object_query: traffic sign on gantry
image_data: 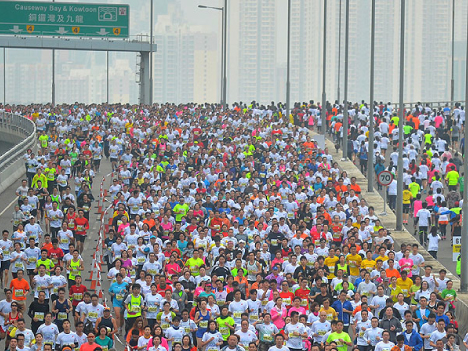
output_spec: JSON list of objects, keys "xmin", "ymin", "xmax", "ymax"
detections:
[{"xmin": 0, "ymin": 1, "xmax": 129, "ymax": 38}]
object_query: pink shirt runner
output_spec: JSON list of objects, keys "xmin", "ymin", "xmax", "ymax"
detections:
[{"xmin": 399, "ymin": 258, "xmax": 414, "ymax": 277}]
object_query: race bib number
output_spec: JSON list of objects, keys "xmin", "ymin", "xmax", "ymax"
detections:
[
  {"xmin": 199, "ymin": 320, "xmax": 208, "ymax": 328},
  {"xmin": 15, "ymin": 289, "xmax": 24, "ymax": 297},
  {"xmin": 137, "ymin": 257, "xmax": 146, "ymax": 264},
  {"xmin": 220, "ymin": 327, "xmax": 229, "ymax": 335},
  {"xmin": 88, "ymin": 311, "xmax": 98, "ymax": 319},
  {"xmin": 35, "ymin": 312, "xmax": 44, "ymax": 321},
  {"xmin": 58, "ymin": 312, "xmax": 67, "ymax": 320},
  {"xmin": 263, "ymin": 334, "xmax": 273, "ymax": 342},
  {"xmin": 74, "ymin": 293, "xmax": 83, "ymax": 301},
  {"xmin": 233, "ymin": 312, "xmax": 242, "ymax": 319},
  {"xmin": 28, "ymin": 257, "xmax": 37, "ymax": 263},
  {"xmin": 148, "ymin": 306, "xmax": 158, "ymax": 313}
]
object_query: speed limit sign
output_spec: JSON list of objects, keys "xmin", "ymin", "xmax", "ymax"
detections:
[{"xmin": 377, "ymin": 171, "xmax": 394, "ymax": 186}]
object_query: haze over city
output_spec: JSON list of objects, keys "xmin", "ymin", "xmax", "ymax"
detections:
[{"xmin": 2, "ymin": 0, "xmax": 468, "ymax": 105}]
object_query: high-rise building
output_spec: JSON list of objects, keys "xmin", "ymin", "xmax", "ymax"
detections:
[
  {"xmin": 152, "ymin": 3, "xmax": 218, "ymax": 104},
  {"xmin": 228, "ymin": 0, "xmax": 277, "ymax": 105},
  {"xmin": 405, "ymin": 0, "xmax": 451, "ymax": 103},
  {"xmin": 287, "ymin": 0, "xmax": 454, "ymax": 105}
]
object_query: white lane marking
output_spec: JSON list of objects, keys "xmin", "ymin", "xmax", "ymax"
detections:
[{"xmin": 0, "ymin": 197, "xmax": 17, "ymax": 217}]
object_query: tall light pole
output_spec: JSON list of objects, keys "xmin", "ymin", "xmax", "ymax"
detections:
[
  {"xmin": 106, "ymin": 52, "xmax": 109, "ymax": 103},
  {"xmin": 342, "ymin": 0, "xmax": 349, "ymax": 160},
  {"xmin": 321, "ymin": 0, "xmax": 327, "ymax": 134},
  {"xmin": 367, "ymin": 0, "xmax": 376, "ymax": 192},
  {"xmin": 52, "ymin": 0, "xmax": 55, "ymax": 106},
  {"xmin": 3, "ymin": 48, "xmax": 5, "ymax": 104},
  {"xmin": 286, "ymin": 0, "xmax": 291, "ymax": 120},
  {"xmin": 396, "ymin": 0, "xmax": 405, "ymax": 231},
  {"xmin": 149, "ymin": 0, "xmax": 153, "ymax": 105},
  {"xmin": 222, "ymin": 0, "xmax": 227, "ymax": 106},
  {"xmin": 199, "ymin": 4, "xmax": 225, "ymax": 105},
  {"xmin": 337, "ymin": 0, "xmax": 342, "ymax": 103},
  {"xmin": 451, "ymin": 0, "xmax": 455, "ymax": 105},
  {"xmin": 460, "ymin": 0, "xmax": 468, "ymax": 293}
]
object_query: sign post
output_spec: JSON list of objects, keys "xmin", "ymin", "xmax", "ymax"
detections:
[
  {"xmin": 453, "ymin": 236, "xmax": 461, "ymax": 261},
  {"xmin": 377, "ymin": 171, "xmax": 393, "ymax": 216},
  {"xmin": 0, "ymin": 1, "xmax": 129, "ymax": 38}
]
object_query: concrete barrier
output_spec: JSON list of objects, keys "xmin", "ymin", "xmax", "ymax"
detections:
[
  {"xmin": 310, "ymin": 130, "xmax": 468, "ymax": 335},
  {"xmin": 0, "ymin": 112, "xmax": 37, "ymax": 193}
]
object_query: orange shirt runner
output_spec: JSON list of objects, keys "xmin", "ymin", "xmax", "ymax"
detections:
[{"xmin": 10, "ymin": 278, "xmax": 30, "ymax": 301}]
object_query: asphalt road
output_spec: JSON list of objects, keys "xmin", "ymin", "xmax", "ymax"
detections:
[
  {"xmin": 328, "ymin": 132, "xmax": 459, "ymax": 276},
  {"xmin": 0, "ymin": 155, "xmax": 124, "ymax": 349},
  {"xmin": 0, "ymin": 141, "xmax": 15, "ymax": 154}
]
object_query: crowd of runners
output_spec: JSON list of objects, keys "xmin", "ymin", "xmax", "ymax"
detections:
[{"xmin": 0, "ymin": 100, "xmax": 465, "ymax": 351}]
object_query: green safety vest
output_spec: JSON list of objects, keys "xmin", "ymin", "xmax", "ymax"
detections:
[
  {"xmin": 69, "ymin": 259, "xmax": 81, "ymax": 280},
  {"xmin": 37, "ymin": 259, "xmax": 53, "ymax": 275},
  {"xmin": 129, "ymin": 295, "xmax": 142, "ymax": 317},
  {"xmin": 45, "ymin": 168, "xmax": 56, "ymax": 181},
  {"xmin": 51, "ymin": 194, "xmax": 60, "ymax": 204},
  {"xmin": 336, "ymin": 263, "xmax": 348, "ymax": 274}
]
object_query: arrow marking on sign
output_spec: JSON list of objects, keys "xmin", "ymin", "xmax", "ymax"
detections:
[
  {"xmin": 56, "ymin": 27, "xmax": 68, "ymax": 35},
  {"xmin": 96, "ymin": 28, "xmax": 109, "ymax": 35},
  {"xmin": 9, "ymin": 25, "xmax": 22, "ymax": 33}
]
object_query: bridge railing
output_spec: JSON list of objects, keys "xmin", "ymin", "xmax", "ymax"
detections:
[{"xmin": 0, "ymin": 111, "xmax": 37, "ymax": 192}]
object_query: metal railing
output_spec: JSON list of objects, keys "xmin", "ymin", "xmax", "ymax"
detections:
[
  {"xmin": 402, "ymin": 101, "xmax": 464, "ymax": 109},
  {"xmin": 0, "ymin": 111, "xmax": 36, "ymax": 174}
]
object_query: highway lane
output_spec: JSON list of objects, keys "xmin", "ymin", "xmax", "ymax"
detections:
[
  {"xmin": 0, "ymin": 141, "xmax": 15, "ymax": 154},
  {"xmin": 0, "ymin": 155, "xmax": 125, "ymax": 349},
  {"xmin": 329, "ymin": 131, "xmax": 459, "ymax": 276}
]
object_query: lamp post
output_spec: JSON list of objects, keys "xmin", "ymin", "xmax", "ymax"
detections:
[
  {"xmin": 150, "ymin": 0, "xmax": 153, "ymax": 105},
  {"xmin": 337, "ymin": 0, "xmax": 342, "ymax": 103},
  {"xmin": 52, "ymin": 0, "xmax": 55, "ymax": 106},
  {"xmin": 321, "ymin": 0, "xmax": 327, "ymax": 134},
  {"xmin": 396, "ymin": 0, "xmax": 405, "ymax": 231},
  {"xmin": 460, "ymin": 0, "xmax": 468, "ymax": 293},
  {"xmin": 199, "ymin": 4, "xmax": 226, "ymax": 106},
  {"xmin": 451, "ymin": 0, "xmax": 455, "ymax": 105},
  {"xmin": 286, "ymin": 0, "xmax": 291, "ymax": 120},
  {"xmin": 367, "ymin": 0, "xmax": 376, "ymax": 192},
  {"xmin": 342, "ymin": 0, "xmax": 349, "ymax": 160}
]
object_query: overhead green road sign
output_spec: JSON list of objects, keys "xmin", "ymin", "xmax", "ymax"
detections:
[{"xmin": 0, "ymin": 1, "xmax": 130, "ymax": 38}]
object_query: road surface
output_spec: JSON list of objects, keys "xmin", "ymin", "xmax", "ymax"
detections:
[{"xmin": 0, "ymin": 154, "xmax": 125, "ymax": 349}]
